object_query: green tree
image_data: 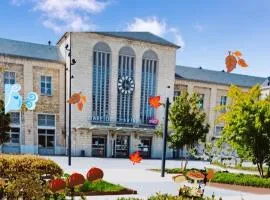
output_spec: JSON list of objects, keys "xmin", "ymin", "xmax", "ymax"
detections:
[
  {"xmin": 217, "ymin": 85, "xmax": 270, "ymax": 177},
  {"xmin": 0, "ymin": 99, "xmax": 10, "ymax": 147},
  {"xmin": 169, "ymin": 91, "xmax": 210, "ymax": 170}
]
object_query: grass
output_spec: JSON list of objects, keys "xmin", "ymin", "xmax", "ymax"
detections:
[
  {"xmin": 80, "ymin": 180, "xmax": 125, "ymax": 192},
  {"xmin": 211, "ymin": 161, "xmax": 268, "ymax": 173},
  {"xmin": 151, "ymin": 168, "xmax": 270, "ymax": 188},
  {"xmin": 212, "ymin": 172, "xmax": 270, "ymax": 188}
]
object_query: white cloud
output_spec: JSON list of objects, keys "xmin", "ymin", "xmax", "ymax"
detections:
[
  {"xmin": 193, "ymin": 24, "xmax": 203, "ymax": 32},
  {"xmin": 126, "ymin": 17, "xmax": 185, "ymax": 49},
  {"xmin": 10, "ymin": 0, "xmax": 110, "ymax": 33}
]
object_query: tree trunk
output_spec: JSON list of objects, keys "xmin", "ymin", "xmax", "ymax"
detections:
[
  {"xmin": 257, "ymin": 162, "xmax": 264, "ymax": 178},
  {"xmin": 184, "ymin": 156, "xmax": 188, "ymax": 171}
]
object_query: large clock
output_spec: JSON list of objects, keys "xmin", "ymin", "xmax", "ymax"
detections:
[{"xmin": 118, "ymin": 76, "xmax": 135, "ymax": 94}]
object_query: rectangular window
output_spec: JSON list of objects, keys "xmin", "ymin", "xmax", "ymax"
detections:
[
  {"xmin": 10, "ymin": 112, "xmax": 20, "ymax": 125},
  {"xmin": 41, "ymin": 76, "xmax": 52, "ymax": 96},
  {"xmin": 38, "ymin": 129, "xmax": 55, "ymax": 148},
  {"xmin": 220, "ymin": 96, "xmax": 227, "ymax": 106},
  {"xmin": 6, "ymin": 112, "xmax": 20, "ymax": 144},
  {"xmin": 38, "ymin": 114, "xmax": 55, "ymax": 127},
  {"xmin": 220, "ymin": 96, "xmax": 227, "ymax": 112},
  {"xmin": 9, "ymin": 128, "xmax": 20, "ymax": 144},
  {"xmin": 4, "ymin": 71, "xmax": 16, "ymax": 85},
  {"xmin": 215, "ymin": 126, "xmax": 224, "ymax": 137},
  {"xmin": 197, "ymin": 94, "xmax": 204, "ymax": 109},
  {"xmin": 173, "ymin": 91, "xmax": 181, "ymax": 101}
]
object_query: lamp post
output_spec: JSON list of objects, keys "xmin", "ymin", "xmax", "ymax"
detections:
[
  {"xmin": 161, "ymin": 86, "xmax": 170, "ymax": 177},
  {"xmin": 65, "ymin": 32, "xmax": 76, "ymax": 166}
]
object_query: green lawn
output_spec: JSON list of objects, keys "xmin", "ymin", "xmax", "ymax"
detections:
[{"xmin": 79, "ymin": 180, "xmax": 125, "ymax": 192}]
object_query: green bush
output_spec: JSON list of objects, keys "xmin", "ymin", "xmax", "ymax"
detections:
[
  {"xmin": 212, "ymin": 172, "xmax": 270, "ymax": 188},
  {"xmin": 0, "ymin": 154, "xmax": 63, "ymax": 199},
  {"xmin": 0, "ymin": 154, "xmax": 63, "ymax": 178}
]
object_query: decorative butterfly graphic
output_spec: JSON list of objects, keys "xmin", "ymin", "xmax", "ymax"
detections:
[
  {"xmin": 67, "ymin": 92, "xmax": 87, "ymax": 111},
  {"xmin": 149, "ymin": 96, "xmax": 162, "ymax": 108},
  {"xmin": 225, "ymin": 51, "xmax": 248, "ymax": 73},
  {"xmin": 129, "ymin": 151, "xmax": 143, "ymax": 165},
  {"xmin": 5, "ymin": 84, "xmax": 38, "ymax": 113}
]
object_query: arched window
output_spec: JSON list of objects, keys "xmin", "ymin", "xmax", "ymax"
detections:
[
  {"xmin": 140, "ymin": 50, "xmax": 158, "ymax": 124},
  {"xmin": 92, "ymin": 42, "xmax": 111, "ymax": 122},
  {"xmin": 117, "ymin": 46, "xmax": 135, "ymax": 124}
]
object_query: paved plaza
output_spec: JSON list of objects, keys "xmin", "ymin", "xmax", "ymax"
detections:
[{"xmin": 44, "ymin": 156, "xmax": 270, "ymax": 200}]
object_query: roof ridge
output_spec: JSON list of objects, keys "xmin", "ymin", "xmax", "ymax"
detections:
[
  {"xmin": 0, "ymin": 37, "xmax": 56, "ymax": 48},
  {"xmin": 176, "ymin": 65, "xmax": 265, "ymax": 79}
]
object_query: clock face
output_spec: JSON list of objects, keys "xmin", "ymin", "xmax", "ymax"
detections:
[{"xmin": 118, "ymin": 76, "xmax": 135, "ymax": 94}]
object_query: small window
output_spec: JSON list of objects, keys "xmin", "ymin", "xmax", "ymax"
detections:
[
  {"xmin": 38, "ymin": 114, "xmax": 55, "ymax": 127},
  {"xmin": 197, "ymin": 94, "xmax": 204, "ymax": 109},
  {"xmin": 220, "ymin": 96, "xmax": 227, "ymax": 106},
  {"xmin": 4, "ymin": 71, "xmax": 16, "ymax": 85},
  {"xmin": 10, "ymin": 112, "xmax": 20, "ymax": 125},
  {"xmin": 9, "ymin": 127, "xmax": 20, "ymax": 144},
  {"xmin": 41, "ymin": 76, "xmax": 52, "ymax": 96},
  {"xmin": 215, "ymin": 126, "xmax": 224, "ymax": 137},
  {"xmin": 173, "ymin": 91, "xmax": 181, "ymax": 101}
]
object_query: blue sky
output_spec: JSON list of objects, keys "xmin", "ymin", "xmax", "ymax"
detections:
[{"xmin": 0, "ymin": 0, "xmax": 270, "ymax": 77}]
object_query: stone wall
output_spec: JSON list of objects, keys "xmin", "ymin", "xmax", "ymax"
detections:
[{"xmin": 0, "ymin": 55, "xmax": 65, "ymax": 155}]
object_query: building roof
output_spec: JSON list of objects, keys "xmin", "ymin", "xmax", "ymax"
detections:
[
  {"xmin": 0, "ymin": 37, "xmax": 64, "ymax": 63},
  {"xmin": 57, "ymin": 32, "xmax": 180, "ymax": 49},
  {"xmin": 175, "ymin": 65, "xmax": 265, "ymax": 88}
]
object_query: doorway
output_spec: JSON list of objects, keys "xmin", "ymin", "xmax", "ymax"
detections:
[
  {"xmin": 92, "ymin": 135, "xmax": 107, "ymax": 157},
  {"xmin": 115, "ymin": 135, "xmax": 130, "ymax": 158},
  {"xmin": 138, "ymin": 137, "xmax": 152, "ymax": 158}
]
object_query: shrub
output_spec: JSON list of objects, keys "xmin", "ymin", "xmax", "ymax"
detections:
[
  {"xmin": 0, "ymin": 154, "xmax": 63, "ymax": 178},
  {"xmin": 0, "ymin": 154, "xmax": 63, "ymax": 199},
  {"xmin": 212, "ymin": 172, "xmax": 270, "ymax": 188}
]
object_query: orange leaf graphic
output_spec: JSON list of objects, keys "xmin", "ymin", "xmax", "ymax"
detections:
[
  {"xmin": 233, "ymin": 51, "xmax": 242, "ymax": 57},
  {"xmin": 238, "ymin": 58, "xmax": 248, "ymax": 67},
  {"xmin": 77, "ymin": 101, "xmax": 84, "ymax": 111},
  {"xmin": 129, "ymin": 151, "xmax": 142, "ymax": 165},
  {"xmin": 149, "ymin": 96, "xmax": 161, "ymax": 108},
  {"xmin": 81, "ymin": 95, "xmax": 87, "ymax": 103},
  {"xmin": 206, "ymin": 169, "xmax": 215, "ymax": 181},
  {"xmin": 67, "ymin": 93, "xmax": 81, "ymax": 104},
  {"xmin": 225, "ymin": 53, "xmax": 237, "ymax": 73}
]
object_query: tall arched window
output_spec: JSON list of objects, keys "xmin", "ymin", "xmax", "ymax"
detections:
[
  {"xmin": 117, "ymin": 46, "xmax": 135, "ymax": 124},
  {"xmin": 140, "ymin": 50, "xmax": 158, "ymax": 124},
  {"xmin": 92, "ymin": 42, "xmax": 111, "ymax": 122}
]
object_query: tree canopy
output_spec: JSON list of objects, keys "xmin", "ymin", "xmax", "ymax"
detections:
[
  {"xmin": 169, "ymin": 91, "xmax": 209, "ymax": 150},
  {"xmin": 217, "ymin": 85, "xmax": 270, "ymax": 177}
]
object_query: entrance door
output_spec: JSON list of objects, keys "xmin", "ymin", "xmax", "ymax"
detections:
[
  {"xmin": 138, "ymin": 137, "xmax": 152, "ymax": 158},
  {"xmin": 38, "ymin": 129, "xmax": 55, "ymax": 155},
  {"xmin": 115, "ymin": 135, "xmax": 130, "ymax": 158},
  {"xmin": 92, "ymin": 136, "xmax": 106, "ymax": 157}
]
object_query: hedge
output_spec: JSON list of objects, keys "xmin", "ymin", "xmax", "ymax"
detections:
[
  {"xmin": 212, "ymin": 172, "xmax": 270, "ymax": 188},
  {"xmin": 117, "ymin": 193, "xmax": 215, "ymax": 200},
  {"xmin": 0, "ymin": 154, "xmax": 63, "ymax": 178}
]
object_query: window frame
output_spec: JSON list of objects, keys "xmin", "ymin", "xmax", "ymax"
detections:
[
  {"xmin": 6, "ymin": 112, "xmax": 21, "ymax": 145},
  {"xmin": 40, "ymin": 75, "xmax": 52, "ymax": 96},
  {"xmin": 37, "ymin": 113, "xmax": 56, "ymax": 149},
  {"xmin": 4, "ymin": 71, "xmax": 16, "ymax": 85}
]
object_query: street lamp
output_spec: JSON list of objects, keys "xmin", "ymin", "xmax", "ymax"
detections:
[
  {"xmin": 161, "ymin": 86, "xmax": 171, "ymax": 177},
  {"xmin": 65, "ymin": 33, "xmax": 76, "ymax": 166}
]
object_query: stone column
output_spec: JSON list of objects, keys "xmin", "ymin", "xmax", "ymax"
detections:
[
  {"xmin": 109, "ymin": 51, "xmax": 118, "ymax": 122},
  {"xmin": 21, "ymin": 61, "xmax": 36, "ymax": 154}
]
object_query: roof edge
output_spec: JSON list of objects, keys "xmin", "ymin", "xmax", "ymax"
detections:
[
  {"xmin": 57, "ymin": 32, "xmax": 180, "ymax": 49},
  {"xmin": 0, "ymin": 53, "xmax": 65, "ymax": 64}
]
